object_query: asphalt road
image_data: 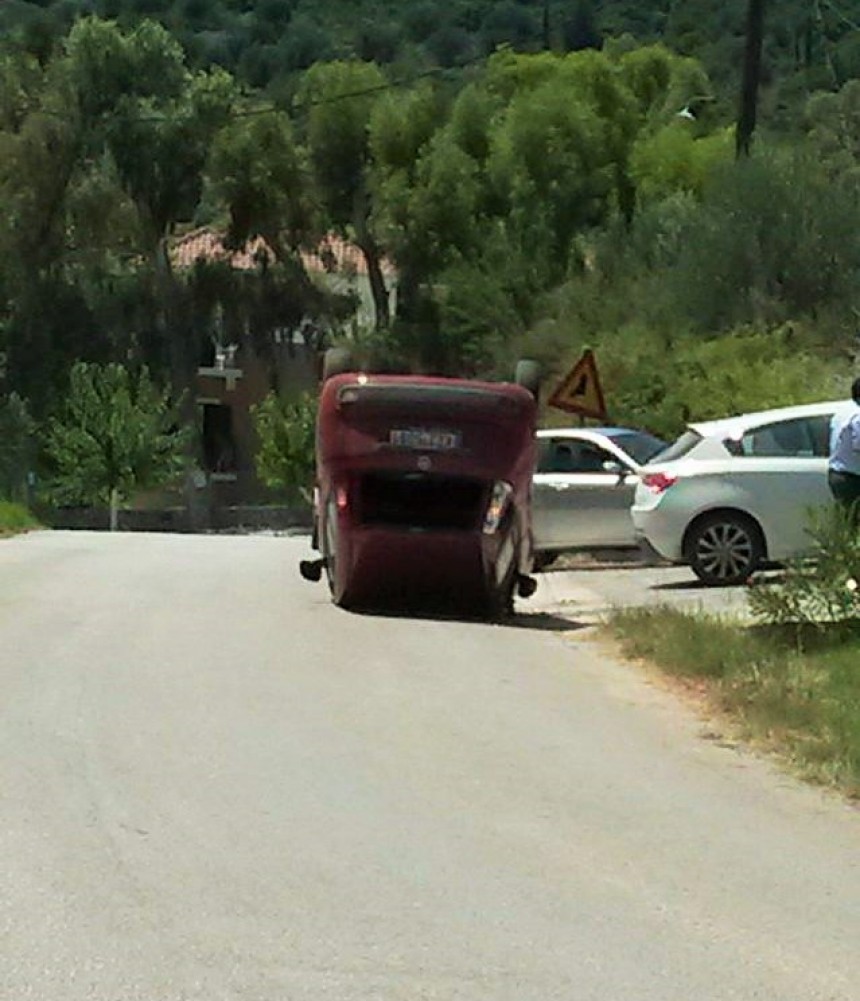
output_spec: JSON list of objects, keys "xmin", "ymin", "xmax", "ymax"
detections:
[
  {"xmin": 2, "ymin": 530, "xmax": 859, "ymax": 1001},
  {"xmin": 532, "ymin": 559, "xmax": 753, "ymax": 623}
]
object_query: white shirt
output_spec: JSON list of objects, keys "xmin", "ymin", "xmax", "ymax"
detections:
[{"xmin": 829, "ymin": 404, "xmax": 860, "ymax": 474}]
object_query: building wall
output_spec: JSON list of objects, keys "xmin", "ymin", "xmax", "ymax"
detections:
[{"xmin": 196, "ymin": 340, "xmax": 319, "ymax": 506}]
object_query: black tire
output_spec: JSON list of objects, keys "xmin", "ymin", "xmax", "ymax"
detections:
[
  {"xmin": 514, "ymin": 359, "xmax": 541, "ymax": 399},
  {"xmin": 322, "ymin": 347, "xmax": 355, "ymax": 381},
  {"xmin": 321, "ymin": 495, "xmax": 356, "ymax": 609},
  {"xmin": 532, "ymin": 551, "xmax": 558, "ymax": 573},
  {"xmin": 485, "ymin": 530, "xmax": 519, "ymax": 620},
  {"xmin": 686, "ymin": 512, "xmax": 764, "ymax": 587},
  {"xmin": 486, "ymin": 572, "xmax": 516, "ymax": 620},
  {"xmin": 321, "ymin": 496, "xmax": 338, "ymax": 598}
]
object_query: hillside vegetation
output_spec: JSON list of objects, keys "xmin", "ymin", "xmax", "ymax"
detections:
[
  {"xmin": 2, "ymin": 1, "xmax": 858, "ymax": 123},
  {"xmin": 0, "ymin": 3, "xmax": 859, "ymax": 502}
]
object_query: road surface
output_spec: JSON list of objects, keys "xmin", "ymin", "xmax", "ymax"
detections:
[{"xmin": 2, "ymin": 530, "xmax": 859, "ymax": 1000}]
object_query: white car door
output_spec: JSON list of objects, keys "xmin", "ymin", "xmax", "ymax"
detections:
[
  {"xmin": 532, "ymin": 436, "xmax": 639, "ymax": 550},
  {"xmin": 731, "ymin": 414, "xmax": 833, "ymax": 559}
]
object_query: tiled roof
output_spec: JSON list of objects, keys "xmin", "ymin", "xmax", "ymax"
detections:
[{"xmin": 171, "ymin": 228, "xmax": 396, "ymax": 278}]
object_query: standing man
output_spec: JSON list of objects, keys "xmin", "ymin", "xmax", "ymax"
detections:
[{"xmin": 828, "ymin": 377, "xmax": 860, "ymax": 514}]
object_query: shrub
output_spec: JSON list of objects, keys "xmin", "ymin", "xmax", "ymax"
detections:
[
  {"xmin": 747, "ymin": 505, "xmax": 860, "ymax": 638},
  {"xmin": 0, "ymin": 500, "xmax": 38, "ymax": 534},
  {"xmin": 252, "ymin": 391, "xmax": 317, "ymax": 503}
]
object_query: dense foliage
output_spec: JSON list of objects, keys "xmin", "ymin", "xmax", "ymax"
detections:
[
  {"xmin": 0, "ymin": 4, "xmax": 859, "ymax": 499},
  {"xmin": 3, "ymin": 1, "xmax": 858, "ymax": 118}
]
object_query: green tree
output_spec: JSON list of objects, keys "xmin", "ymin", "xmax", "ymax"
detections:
[
  {"xmin": 207, "ymin": 109, "xmax": 317, "ymax": 260},
  {"xmin": 484, "ymin": 50, "xmax": 640, "ymax": 271},
  {"xmin": 204, "ymin": 109, "xmax": 354, "ymax": 359},
  {"xmin": 562, "ymin": 0, "xmax": 603, "ymax": 53},
  {"xmin": 616, "ymin": 43, "xmax": 712, "ymax": 127},
  {"xmin": 630, "ymin": 122, "xmax": 733, "ymax": 204},
  {"xmin": 0, "ymin": 393, "xmax": 37, "ymax": 502},
  {"xmin": 670, "ymin": 151, "xmax": 860, "ymax": 330},
  {"xmin": 65, "ymin": 17, "xmax": 236, "ymax": 396},
  {"xmin": 299, "ymin": 60, "xmax": 391, "ymax": 331},
  {"xmin": 0, "ymin": 50, "xmax": 87, "ymax": 414},
  {"xmin": 45, "ymin": 362, "xmax": 189, "ymax": 529}
]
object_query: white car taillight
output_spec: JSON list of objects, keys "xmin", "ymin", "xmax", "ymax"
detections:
[
  {"xmin": 483, "ymin": 481, "xmax": 513, "ymax": 534},
  {"xmin": 641, "ymin": 471, "xmax": 678, "ymax": 494}
]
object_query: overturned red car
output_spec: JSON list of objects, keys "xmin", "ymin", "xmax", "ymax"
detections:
[{"xmin": 300, "ymin": 350, "xmax": 541, "ymax": 616}]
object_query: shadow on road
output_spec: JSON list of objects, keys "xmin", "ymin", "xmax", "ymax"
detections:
[
  {"xmin": 650, "ymin": 579, "xmax": 727, "ymax": 593},
  {"xmin": 343, "ymin": 600, "xmax": 582, "ymax": 633},
  {"xmin": 507, "ymin": 611, "xmax": 589, "ymax": 633},
  {"xmin": 651, "ymin": 569, "xmax": 784, "ymax": 594}
]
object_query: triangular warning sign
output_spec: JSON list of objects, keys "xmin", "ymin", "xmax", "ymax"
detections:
[{"xmin": 548, "ymin": 349, "xmax": 607, "ymax": 420}]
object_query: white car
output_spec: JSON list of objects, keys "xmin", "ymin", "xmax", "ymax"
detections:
[
  {"xmin": 631, "ymin": 399, "xmax": 853, "ymax": 586},
  {"xmin": 532, "ymin": 426, "xmax": 667, "ymax": 563}
]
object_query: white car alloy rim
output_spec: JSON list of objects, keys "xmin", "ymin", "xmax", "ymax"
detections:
[{"xmin": 695, "ymin": 522, "xmax": 754, "ymax": 580}]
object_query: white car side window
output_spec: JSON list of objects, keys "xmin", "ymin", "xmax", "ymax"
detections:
[
  {"xmin": 740, "ymin": 417, "xmax": 822, "ymax": 458},
  {"xmin": 538, "ymin": 440, "xmax": 616, "ymax": 474}
]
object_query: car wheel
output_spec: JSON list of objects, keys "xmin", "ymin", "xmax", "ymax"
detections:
[
  {"xmin": 322, "ymin": 495, "xmax": 354, "ymax": 608},
  {"xmin": 532, "ymin": 551, "xmax": 558, "ymax": 573},
  {"xmin": 321, "ymin": 497, "xmax": 337, "ymax": 596},
  {"xmin": 485, "ymin": 528, "xmax": 519, "ymax": 620},
  {"xmin": 514, "ymin": 359, "xmax": 541, "ymax": 399},
  {"xmin": 687, "ymin": 513, "xmax": 763, "ymax": 586},
  {"xmin": 322, "ymin": 347, "xmax": 355, "ymax": 381},
  {"xmin": 486, "ymin": 568, "xmax": 516, "ymax": 620}
]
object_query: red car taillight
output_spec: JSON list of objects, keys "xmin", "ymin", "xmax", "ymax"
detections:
[{"xmin": 642, "ymin": 471, "xmax": 678, "ymax": 494}]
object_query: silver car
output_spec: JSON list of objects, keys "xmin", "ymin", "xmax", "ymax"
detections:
[{"xmin": 532, "ymin": 426, "xmax": 667, "ymax": 565}]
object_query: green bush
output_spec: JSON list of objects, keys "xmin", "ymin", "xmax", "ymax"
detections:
[
  {"xmin": 0, "ymin": 500, "xmax": 38, "ymax": 534},
  {"xmin": 252, "ymin": 391, "xmax": 317, "ymax": 503},
  {"xmin": 747, "ymin": 505, "xmax": 860, "ymax": 637}
]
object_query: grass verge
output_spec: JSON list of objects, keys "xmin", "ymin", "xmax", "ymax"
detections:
[
  {"xmin": 0, "ymin": 500, "xmax": 40, "ymax": 536},
  {"xmin": 608, "ymin": 606, "xmax": 860, "ymax": 799}
]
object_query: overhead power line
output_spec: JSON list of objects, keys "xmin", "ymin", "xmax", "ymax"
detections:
[{"xmin": 27, "ymin": 54, "xmax": 486, "ymax": 126}]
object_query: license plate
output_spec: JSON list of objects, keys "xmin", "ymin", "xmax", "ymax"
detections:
[{"xmin": 389, "ymin": 428, "xmax": 461, "ymax": 451}]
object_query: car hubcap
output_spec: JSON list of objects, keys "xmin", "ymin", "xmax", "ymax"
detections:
[{"xmin": 695, "ymin": 523, "xmax": 753, "ymax": 580}]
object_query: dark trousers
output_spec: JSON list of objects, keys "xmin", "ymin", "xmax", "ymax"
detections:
[{"xmin": 828, "ymin": 469, "xmax": 860, "ymax": 512}]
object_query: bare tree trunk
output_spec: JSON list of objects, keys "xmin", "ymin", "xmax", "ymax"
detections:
[
  {"xmin": 736, "ymin": 0, "xmax": 766, "ymax": 158},
  {"xmin": 353, "ymin": 184, "xmax": 390, "ymax": 331},
  {"xmin": 357, "ymin": 234, "xmax": 391, "ymax": 332},
  {"xmin": 153, "ymin": 236, "xmax": 189, "ymax": 404}
]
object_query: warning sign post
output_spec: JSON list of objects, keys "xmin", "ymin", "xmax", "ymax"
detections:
[{"xmin": 547, "ymin": 349, "xmax": 607, "ymax": 420}]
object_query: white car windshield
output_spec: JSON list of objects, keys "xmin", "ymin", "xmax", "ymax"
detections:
[{"xmin": 606, "ymin": 430, "xmax": 667, "ymax": 465}]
